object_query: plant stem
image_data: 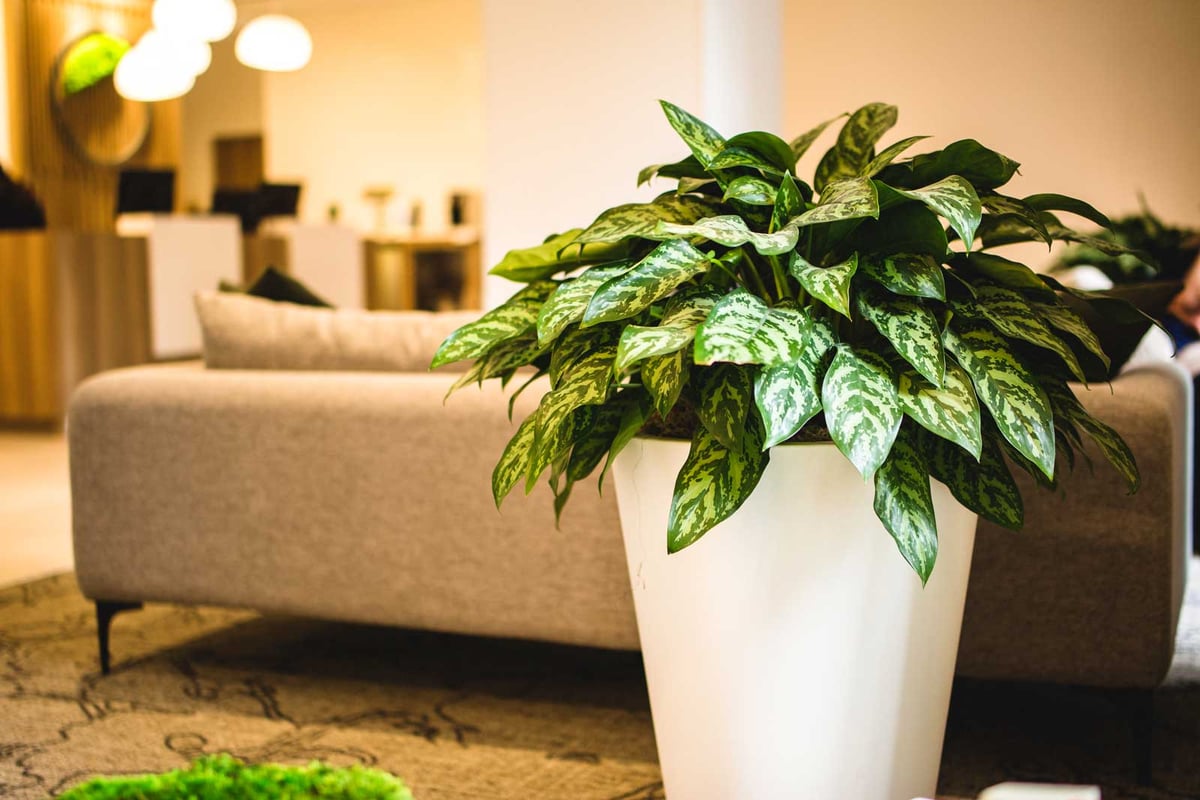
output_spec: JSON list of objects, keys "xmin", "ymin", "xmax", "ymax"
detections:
[
  {"xmin": 744, "ymin": 256, "xmax": 773, "ymax": 300},
  {"xmin": 767, "ymin": 254, "xmax": 790, "ymax": 300}
]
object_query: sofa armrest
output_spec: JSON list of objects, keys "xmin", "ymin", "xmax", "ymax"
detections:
[
  {"xmin": 68, "ymin": 364, "xmax": 638, "ymax": 650},
  {"xmin": 958, "ymin": 361, "xmax": 1192, "ymax": 688}
]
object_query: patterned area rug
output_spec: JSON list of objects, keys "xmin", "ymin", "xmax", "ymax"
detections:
[{"xmin": 1, "ymin": 570, "xmax": 1197, "ymax": 800}]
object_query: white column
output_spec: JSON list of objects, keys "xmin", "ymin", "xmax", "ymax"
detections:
[{"xmin": 481, "ymin": 0, "xmax": 783, "ymax": 308}]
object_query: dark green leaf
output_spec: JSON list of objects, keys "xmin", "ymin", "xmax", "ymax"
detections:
[
  {"xmin": 921, "ymin": 430, "xmax": 1023, "ymax": 529},
  {"xmin": 873, "ymin": 427, "xmax": 938, "ymax": 584},
  {"xmin": 955, "ymin": 252, "xmax": 1058, "ymax": 301},
  {"xmin": 724, "ymin": 175, "xmax": 778, "ymax": 206},
  {"xmin": 771, "ymin": 174, "xmax": 803, "ymax": 233},
  {"xmin": 900, "ymin": 139, "xmax": 1020, "ymax": 191},
  {"xmin": 852, "ymin": 202, "xmax": 949, "ymax": 258},
  {"xmin": 1042, "ymin": 381, "xmax": 1140, "ymax": 492},
  {"xmin": 861, "ymin": 253, "xmax": 946, "ymax": 300},
  {"xmin": 567, "ymin": 404, "xmax": 624, "ymax": 482},
  {"xmin": 1024, "ymin": 193, "xmax": 1112, "ymax": 229},
  {"xmin": 638, "ymin": 155, "xmax": 708, "ymax": 186},
  {"xmin": 862, "ymin": 135, "xmax": 929, "ymax": 178},
  {"xmin": 1030, "ymin": 300, "xmax": 1111, "ymax": 372},
  {"xmin": 965, "ymin": 286, "xmax": 1087, "ymax": 382},
  {"xmin": 795, "ymin": 176, "xmax": 880, "ymax": 227},
  {"xmin": 599, "ymin": 392, "xmax": 652, "ymax": 491},
  {"xmin": 698, "ymin": 364, "xmax": 754, "ymax": 450},
  {"xmin": 710, "ymin": 145, "xmax": 783, "ymax": 174},
  {"xmin": 583, "ymin": 240, "xmax": 710, "ymax": 326},
  {"xmin": 822, "ymin": 346, "xmax": 902, "ymax": 477},
  {"xmin": 724, "ymin": 131, "xmax": 796, "ymax": 173}
]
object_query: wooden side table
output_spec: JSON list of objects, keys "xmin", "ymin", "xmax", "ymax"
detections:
[{"xmin": 363, "ymin": 231, "xmax": 481, "ymax": 311}]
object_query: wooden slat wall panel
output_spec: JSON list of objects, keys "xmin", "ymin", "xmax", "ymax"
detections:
[
  {"xmin": 0, "ymin": 233, "xmax": 57, "ymax": 417},
  {"xmin": 13, "ymin": 0, "xmax": 181, "ymax": 231}
]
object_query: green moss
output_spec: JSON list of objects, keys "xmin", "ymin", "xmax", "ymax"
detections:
[
  {"xmin": 60, "ymin": 32, "xmax": 131, "ymax": 96},
  {"xmin": 57, "ymin": 754, "xmax": 415, "ymax": 800}
]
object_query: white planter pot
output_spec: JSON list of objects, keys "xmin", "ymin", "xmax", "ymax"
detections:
[{"xmin": 613, "ymin": 436, "xmax": 978, "ymax": 800}]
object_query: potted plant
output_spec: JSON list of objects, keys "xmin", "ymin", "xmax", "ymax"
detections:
[{"xmin": 433, "ymin": 101, "xmax": 1142, "ymax": 800}]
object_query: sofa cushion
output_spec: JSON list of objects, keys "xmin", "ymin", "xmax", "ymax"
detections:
[
  {"xmin": 231, "ymin": 266, "xmax": 333, "ymax": 307},
  {"xmin": 195, "ymin": 291, "xmax": 477, "ymax": 372}
]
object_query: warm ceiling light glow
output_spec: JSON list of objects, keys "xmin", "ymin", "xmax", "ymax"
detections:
[
  {"xmin": 113, "ymin": 34, "xmax": 196, "ymax": 102},
  {"xmin": 140, "ymin": 29, "xmax": 212, "ymax": 77},
  {"xmin": 152, "ymin": 0, "xmax": 237, "ymax": 43},
  {"xmin": 235, "ymin": 15, "xmax": 312, "ymax": 73}
]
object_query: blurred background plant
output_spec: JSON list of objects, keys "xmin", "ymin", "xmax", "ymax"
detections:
[{"xmin": 1050, "ymin": 196, "xmax": 1199, "ymax": 284}]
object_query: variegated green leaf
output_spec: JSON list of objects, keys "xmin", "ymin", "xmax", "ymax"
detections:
[
  {"xmin": 724, "ymin": 175, "xmax": 778, "ymax": 206},
  {"xmin": 725, "ymin": 131, "xmax": 796, "ymax": 173},
  {"xmin": 794, "ymin": 177, "xmax": 879, "ymax": 227},
  {"xmin": 921, "ymin": 430, "xmax": 1023, "ymax": 529},
  {"xmin": 479, "ymin": 334, "xmax": 549, "ymax": 382},
  {"xmin": 617, "ymin": 326, "xmax": 695, "ymax": 371},
  {"xmin": 862, "ymin": 135, "xmax": 929, "ymax": 178},
  {"xmin": 668, "ymin": 419, "xmax": 769, "ymax": 553},
  {"xmin": 677, "ymin": 177, "xmax": 717, "ymax": 194},
  {"xmin": 965, "ymin": 286, "xmax": 1087, "ymax": 382},
  {"xmin": 642, "ymin": 350, "xmax": 687, "ymax": 418},
  {"xmin": 772, "ymin": 174, "xmax": 803, "ymax": 233},
  {"xmin": 489, "ymin": 231, "xmax": 630, "ymax": 282},
  {"xmin": 567, "ymin": 404, "xmax": 624, "ymax": 482},
  {"xmin": 894, "ymin": 176, "xmax": 982, "ymax": 251},
  {"xmin": 660, "ymin": 100, "xmax": 726, "ymax": 167},
  {"xmin": 710, "ymin": 146, "xmax": 784, "ymax": 174},
  {"xmin": 753, "ymin": 319, "xmax": 834, "ymax": 449},
  {"xmin": 901, "ymin": 139, "xmax": 1021, "ymax": 191},
  {"xmin": 943, "ymin": 323, "xmax": 1056, "ymax": 479},
  {"xmin": 1042, "ymin": 381, "xmax": 1140, "ymax": 492},
  {"xmin": 1030, "ymin": 300, "xmax": 1111, "ymax": 372},
  {"xmin": 576, "ymin": 194, "xmax": 722, "ymax": 244},
  {"xmin": 873, "ymin": 427, "xmax": 938, "ymax": 584},
  {"xmin": 789, "ymin": 113, "xmax": 845, "ymax": 161},
  {"xmin": 655, "ymin": 215, "xmax": 799, "ymax": 256},
  {"xmin": 822, "ymin": 347, "xmax": 902, "ymax": 477},
  {"xmin": 694, "ymin": 289, "xmax": 811, "ymax": 366},
  {"xmin": 896, "ymin": 361, "xmax": 982, "ymax": 459},
  {"xmin": 857, "ymin": 284, "xmax": 945, "ymax": 386},
  {"xmin": 698, "ymin": 364, "xmax": 754, "ymax": 450},
  {"xmin": 582, "ymin": 240, "xmax": 709, "ymax": 326},
  {"xmin": 638, "ymin": 155, "xmax": 709, "ymax": 186},
  {"xmin": 550, "ymin": 325, "xmax": 619, "ymax": 387},
  {"xmin": 815, "ymin": 102, "xmax": 898, "ymax": 192},
  {"xmin": 536, "ymin": 265, "xmax": 632, "ymax": 344},
  {"xmin": 956, "ymin": 253, "xmax": 1057, "ymax": 301},
  {"xmin": 979, "ymin": 194, "xmax": 1053, "ymax": 246},
  {"xmin": 432, "ymin": 282, "xmax": 554, "ymax": 368},
  {"xmin": 599, "ymin": 392, "xmax": 652, "ymax": 491},
  {"xmin": 492, "ymin": 411, "xmax": 539, "ymax": 506},
  {"xmin": 790, "ymin": 251, "xmax": 857, "ymax": 318},
  {"xmin": 861, "ymin": 253, "xmax": 946, "ymax": 301},
  {"xmin": 528, "ymin": 399, "xmax": 596, "ymax": 492}
]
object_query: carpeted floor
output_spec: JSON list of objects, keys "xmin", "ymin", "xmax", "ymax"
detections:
[{"xmin": 1, "ymin": 571, "xmax": 1197, "ymax": 800}]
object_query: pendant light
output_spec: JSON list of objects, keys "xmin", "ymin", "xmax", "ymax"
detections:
[
  {"xmin": 141, "ymin": 29, "xmax": 213, "ymax": 77},
  {"xmin": 152, "ymin": 0, "xmax": 237, "ymax": 43},
  {"xmin": 235, "ymin": 14, "xmax": 313, "ymax": 73},
  {"xmin": 113, "ymin": 35, "xmax": 195, "ymax": 102}
]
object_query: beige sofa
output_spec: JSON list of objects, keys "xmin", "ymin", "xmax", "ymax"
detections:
[{"xmin": 68, "ymin": 320, "xmax": 1192, "ymax": 694}]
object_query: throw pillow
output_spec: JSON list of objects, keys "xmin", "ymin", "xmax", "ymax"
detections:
[
  {"xmin": 224, "ymin": 266, "xmax": 333, "ymax": 307},
  {"xmin": 195, "ymin": 291, "xmax": 477, "ymax": 373}
]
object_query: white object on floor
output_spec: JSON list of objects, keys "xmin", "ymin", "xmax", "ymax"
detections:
[
  {"xmin": 1121, "ymin": 325, "xmax": 1176, "ymax": 374},
  {"xmin": 978, "ymin": 783, "xmax": 1102, "ymax": 800},
  {"xmin": 1054, "ymin": 265, "xmax": 1114, "ymax": 291},
  {"xmin": 613, "ymin": 438, "xmax": 978, "ymax": 800}
]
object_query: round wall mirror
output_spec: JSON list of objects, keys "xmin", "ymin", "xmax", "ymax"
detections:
[{"xmin": 50, "ymin": 31, "xmax": 151, "ymax": 167}]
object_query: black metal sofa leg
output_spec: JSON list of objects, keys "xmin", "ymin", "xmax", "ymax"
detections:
[{"xmin": 95, "ymin": 600, "xmax": 143, "ymax": 675}]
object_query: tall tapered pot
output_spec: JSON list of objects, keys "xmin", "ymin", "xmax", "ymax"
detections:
[{"xmin": 612, "ymin": 436, "xmax": 978, "ymax": 800}]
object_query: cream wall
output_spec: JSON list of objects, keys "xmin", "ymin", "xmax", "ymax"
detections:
[
  {"xmin": 262, "ymin": 0, "xmax": 484, "ymax": 230},
  {"xmin": 782, "ymin": 0, "xmax": 1200, "ymax": 262},
  {"xmin": 179, "ymin": 36, "xmax": 263, "ymax": 212}
]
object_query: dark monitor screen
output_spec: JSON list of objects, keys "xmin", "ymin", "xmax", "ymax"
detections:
[
  {"xmin": 211, "ymin": 189, "xmax": 261, "ymax": 233},
  {"xmin": 258, "ymin": 183, "xmax": 301, "ymax": 218},
  {"xmin": 116, "ymin": 169, "xmax": 175, "ymax": 215}
]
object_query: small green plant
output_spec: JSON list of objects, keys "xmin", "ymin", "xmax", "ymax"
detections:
[
  {"xmin": 57, "ymin": 754, "xmax": 415, "ymax": 800},
  {"xmin": 434, "ymin": 101, "xmax": 1143, "ymax": 582},
  {"xmin": 1050, "ymin": 196, "xmax": 1199, "ymax": 284},
  {"xmin": 60, "ymin": 32, "xmax": 131, "ymax": 96}
]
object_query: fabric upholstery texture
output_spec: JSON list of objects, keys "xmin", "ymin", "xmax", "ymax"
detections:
[
  {"xmin": 68, "ymin": 352, "xmax": 1191, "ymax": 687},
  {"xmin": 194, "ymin": 291, "xmax": 475, "ymax": 373}
]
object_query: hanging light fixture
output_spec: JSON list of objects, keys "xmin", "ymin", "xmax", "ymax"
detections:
[
  {"xmin": 140, "ymin": 29, "xmax": 213, "ymax": 77},
  {"xmin": 152, "ymin": 0, "xmax": 237, "ymax": 43},
  {"xmin": 113, "ymin": 32, "xmax": 196, "ymax": 102},
  {"xmin": 235, "ymin": 14, "xmax": 312, "ymax": 72}
]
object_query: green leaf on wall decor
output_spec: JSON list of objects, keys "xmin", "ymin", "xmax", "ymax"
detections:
[
  {"xmin": 771, "ymin": 174, "xmax": 803, "ymax": 233},
  {"xmin": 667, "ymin": 418, "xmax": 770, "ymax": 553},
  {"xmin": 963, "ymin": 286, "xmax": 1087, "ymax": 382},
  {"xmin": 892, "ymin": 176, "xmax": 982, "ymax": 251},
  {"xmin": 724, "ymin": 131, "xmax": 797, "ymax": 173},
  {"xmin": 1041, "ymin": 380, "xmax": 1140, "ymax": 492},
  {"xmin": 873, "ymin": 427, "xmax": 938, "ymax": 584},
  {"xmin": 896, "ymin": 361, "xmax": 982, "ymax": 459},
  {"xmin": 852, "ymin": 202, "xmax": 949, "ymax": 258},
  {"xmin": 822, "ymin": 347, "xmax": 902, "ymax": 478},
  {"xmin": 654, "ymin": 215, "xmax": 800, "ymax": 256},
  {"xmin": 641, "ymin": 350, "xmax": 688, "ymax": 418},
  {"xmin": 794, "ymin": 177, "xmax": 880, "ymax": 227},
  {"xmin": 697, "ymin": 364, "xmax": 755, "ymax": 450},
  {"xmin": 753, "ymin": 318, "xmax": 834, "ymax": 449},
  {"xmin": 660, "ymin": 100, "xmax": 727, "ymax": 167},
  {"xmin": 789, "ymin": 251, "xmax": 858, "ymax": 318},
  {"xmin": 1023, "ymin": 193, "xmax": 1112, "ymax": 230},
  {"xmin": 536, "ymin": 265, "xmax": 633, "ymax": 344},
  {"xmin": 576, "ymin": 194, "xmax": 723, "ymax": 244},
  {"xmin": 1030, "ymin": 300, "xmax": 1111, "ymax": 372},
  {"xmin": 492, "ymin": 411, "xmax": 541, "ymax": 506},
  {"xmin": 710, "ymin": 146, "xmax": 785, "ymax": 174},
  {"xmin": 943, "ymin": 323, "xmax": 1057, "ymax": 480},
  {"xmin": 920, "ymin": 431, "xmax": 1024, "ymax": 530},
  {"xmin": 724, "ymin": 176, "xmax": 779, "ymax": 206},
  {"xmin": 638, "ymin": 155, "xmax": 710, "ymax": 186},
  {"xmin": 433, "ymin": 282, "xmax": 554, "ymax": 368},
  {"xmin": 789, "ymin": 113, "xmax": 846, "ymax": 161},
  {"xmin": 693, "ymin": 289, "xmax": 811, "ymax": 366},
  {"xmin": 582, "ymin": 240, "xmax": 710, "ymax": 326},
  {"xmin": 862, "ymin": 135, "xmax": 930, "ymax": 178},
  {"xmin": 861, "ymin": 253, "xmax": 946, "ymax": 301},
  {"xmin": 815, "ymin": 102, "xmax": 899, "ymax": 192},
  {"xmin": 856, "ymin": 284, "xmax": 945, "ymax": 386}
]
